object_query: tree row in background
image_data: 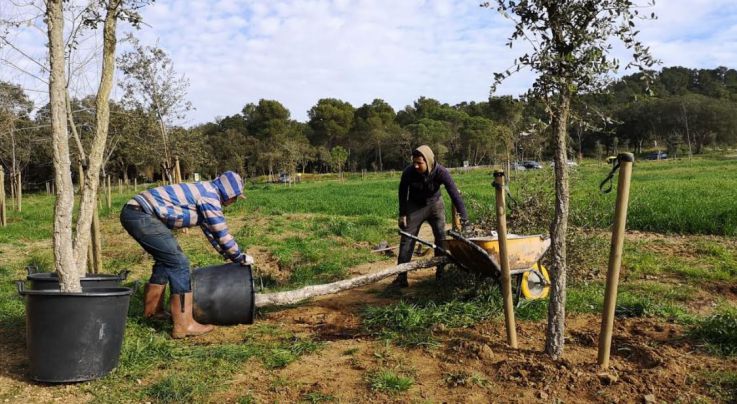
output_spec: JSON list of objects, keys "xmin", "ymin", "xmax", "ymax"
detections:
[{"xmin": 2, "ymin": 65, "xmax": 737, "ymax": 189}]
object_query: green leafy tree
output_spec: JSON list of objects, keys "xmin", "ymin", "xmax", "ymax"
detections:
[
  {"xmin": 486, "ymin": 0, "xmax": 657, "ymax": 358},
  {"xmin": 117, "ymin": 35, "xmax": 192, "ymax": 182},
  {"xmin": 307, "ymin": 98, "xmax": 355, "ymax": 148},
  {"xmin": 351, "ymin": 99, "xmax": 399, "ymax": 171},
  {"xmin": 329, "ymin": 145, "xmax": 349, "ymax": 178}
]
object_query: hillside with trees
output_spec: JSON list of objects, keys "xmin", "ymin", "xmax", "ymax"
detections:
[{"xmin": 2, "ymin": 66, "xmax": 737, "ymax": 189}]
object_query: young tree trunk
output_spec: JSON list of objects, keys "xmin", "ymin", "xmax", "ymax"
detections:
[
  {"xmin": 545, "ymin": 87, "xmax": 572, "ymax": 359},
  {"xmin": 72, "ymin": 0, "xmax": 121, "ymax": 274},
  {"xmin": 254, "ymin": 257, "xmax": 447, "ymax": 307},
  {"xmin": 48, "ymin": 0, "xmax": 79, "ymax": 292}
]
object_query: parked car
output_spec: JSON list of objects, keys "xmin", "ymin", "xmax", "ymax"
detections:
[
  {"xmin": 646, "ymin": 151, "xmax": 668, "ymax": 160},
  {"xmin": 549, "ymin": 160, "xmax": 578, "ymax": 167},
  {"xmin": 277, "ymin": 172, "xmax": 291, "ymax": 183},
  {"xmin": 511, "ymin": 162, "xmax": 527, "ymax": 171},
  {"xmin": 523, "ymin": 160, "xmax": 543, "ymax": 169}
]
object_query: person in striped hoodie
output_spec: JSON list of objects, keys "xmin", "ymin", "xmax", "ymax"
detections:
[{"xmin": 120, "ymin": 171, "xmax": 252, "ymax": 338}]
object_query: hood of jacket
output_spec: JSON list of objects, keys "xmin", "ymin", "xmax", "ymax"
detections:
[
  {"xmin": 211, "ymin": 171, "xmax": 243, "ymax": 202},
  {"xmin": 414, "ymin": 145, "xmax": 436, "ymax": 174}
]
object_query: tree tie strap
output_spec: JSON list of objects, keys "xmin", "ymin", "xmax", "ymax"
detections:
[
  {"xmin": 599, "ymin": 157, "xmax": 621, "ymax": 194},
  {"xmin": 492, "ymin": 172, "xmax": 519, "ymax": 211}
]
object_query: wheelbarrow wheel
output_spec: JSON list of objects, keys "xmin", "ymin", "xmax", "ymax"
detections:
[{"xmin": 521, "ymin": 263, "xmax": 550, "ymax": 300}]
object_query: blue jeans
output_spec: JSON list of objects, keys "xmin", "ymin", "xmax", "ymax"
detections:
[{"xmin": 120, "ymin": 205, "xmax": 191, "ymax": 294}]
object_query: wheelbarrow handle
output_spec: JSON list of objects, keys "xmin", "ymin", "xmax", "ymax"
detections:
[
  {"xmin": 398, "ymin": 230, "xmax": 450, "ymax": 255},
  {"xmin": 397, "ymin": 230, "xmax": 467, "ymax": 270}
]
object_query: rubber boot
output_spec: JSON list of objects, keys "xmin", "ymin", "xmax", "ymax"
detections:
[
  {"xmin": 435, "ymin": 264, "xmax": 445, "ymax": 281},
  {"xmin": 170, "ymin": 292, "xmax": 214, "ymax": 339},
  {"xmin": 143, "ymin": 283, "xmax": 170, "ymax": 320},
  {"xmin": 390, "ymin": 272, "xmax": 409, "ymax": 288}
]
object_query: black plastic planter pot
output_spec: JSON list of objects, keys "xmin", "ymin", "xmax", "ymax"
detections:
[
  {"xmin": 17, "ymin": 282, "xmax": 133, "ymax": 383},
  {"xmin": 191, "ymin": 263, "xmax": 255, "ymax": 325},
  {"xmin": 26, "ymin": 266, "xmax": 130, "ymax": 290}
]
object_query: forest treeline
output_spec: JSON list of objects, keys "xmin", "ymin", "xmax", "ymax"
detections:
[{"xmin": 1, "ymin": 65, "xmax": 737, "ymax": 188}]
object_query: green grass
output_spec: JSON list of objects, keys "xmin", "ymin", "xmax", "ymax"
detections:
[
  {"xmin": 689, "ymin": 306, "xmax": 737, "ymax": 356},
  {"xmin": 367, "ymin": 369, "xmax": 414, "ymax": 393},
  {"xmin": 362, "ymin": 269, "xmax": 504, "ymax": 347},
  {"xmin": 1, "ymin": 155, "xmax": 737, "ymax": 401},
  {"xmin": 81, "ymin": 319, "xmax": 323, "ymax": 402}
]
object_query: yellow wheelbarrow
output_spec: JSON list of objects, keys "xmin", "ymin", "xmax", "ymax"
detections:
[{"xmin": 399, "ymin": 230, "xmax": 551, "ymax": 301}]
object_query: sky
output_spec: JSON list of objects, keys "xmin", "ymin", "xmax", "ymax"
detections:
[{"xmin": 2, "ymin": 0, "xmax": 737, "ymax": 125}]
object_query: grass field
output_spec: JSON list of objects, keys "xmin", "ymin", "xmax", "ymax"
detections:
[{"xmin": 0, "ymin": 154, "xmax": 736, "ymax": 402}]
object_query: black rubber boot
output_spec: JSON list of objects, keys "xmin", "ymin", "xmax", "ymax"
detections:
[{"xmin": 390, "ymin": 273, "xmax": 409, "ymax": 288}]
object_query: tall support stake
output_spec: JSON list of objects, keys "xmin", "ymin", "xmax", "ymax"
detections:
[
  {"xmin": 90, "ymin": 205, "xmax": 103, "ymax": 274},
  {"xmin": 106, "ymin": 175, "xmax": 112, "ymax": 210},
  {"xmin": 0, "ymin": 166, "xmax": 6, "ymax": 227},
  {"xmin": 15, "ymin": 171, "xmax": 21, "ymax": 212},
  {"xmin": 78, "ymin": 163, "xmax": 85, "ymax": 194},
  {"xmin": 174, "ymin": 155, "xmax": 182, "ymax": 184},
  {"xmin": 597, "ymin": 153, "xmax": 635, "ymax": 369},
  {"xmin": 134, "ymin": 177, "xmax": 138, "ymax": 192},
  {"xmin": 493, "ymin": 170, "xmax": 518, "ymax": 349}
]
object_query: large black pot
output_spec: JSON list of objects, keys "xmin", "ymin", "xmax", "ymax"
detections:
[
  {"xmin": 192, "ymin": 263, "xmax": 255, "ymax": 325},
  {"xmin": 17, "ymin": 282, "xmax": 132, "ymax": 383},
  {"xmin": 26, "ymin": 266, "xmax": 129, "ymax": 290}
]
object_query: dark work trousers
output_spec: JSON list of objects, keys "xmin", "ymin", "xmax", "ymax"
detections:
[
  {"xmin": 395, "ymin": 199, "xmax": 446, "ymax": 282},
  {"xmin": 120, "ymin": 204, "xmax": 192, "ymax": 294}
]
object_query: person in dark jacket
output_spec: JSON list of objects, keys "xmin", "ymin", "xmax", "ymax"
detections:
[
  {"xmin": 120, "ymin": 171, "xmax": 252, "ymax": 338},
  {"xmin": 393, "ymin": 145, "xmax": 468, "ymax": 287}
]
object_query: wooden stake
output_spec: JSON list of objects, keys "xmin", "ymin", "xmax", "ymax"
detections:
[
  {"xmin": 134, "ymin": 177, "xmax": 138, "ymax": 192},
  {"xmin": 118, "ymin": 178, "xmax": 122, "ymax": 194},
  {"xmin": 15, "ymin": 171, "xmax": 21, "ymax": 212},
  {"xmin": 174, "ymin": 156, "xmax": 182, "ymax": 184},
  {"xmin": 493, "ymin": 170, "xmax": 518, "ymax": 349},
  {"xmin": 0, "ymin": 166, "xmax": 5, "ymax": 227},
  {"xmin": 597, "ymin": 153, "xmax": 635, "ymax": 369},
  {"xmin": 78, "ymin": 163, "xmax": 85, "ymax": 194},
  {"xmin": 90, "ymin": 205, "xmax": 103, "ymax": 274},
  {"xmin": 106, "ymin": 175, "xmax": 112, "ymax": 210}
]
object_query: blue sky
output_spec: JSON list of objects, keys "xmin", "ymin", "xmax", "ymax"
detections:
[{"xmin": 2, "ymin": 0, "xmax": 736, "ymax": 124}]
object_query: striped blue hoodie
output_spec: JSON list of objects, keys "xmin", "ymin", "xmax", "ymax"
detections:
[{"xmin": 130, "ymin": 171, "xmax": 246, "ymax": 262}]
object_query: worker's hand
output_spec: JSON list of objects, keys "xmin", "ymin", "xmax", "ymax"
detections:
[
  {"xmin": 398, "ymin": 216, "xmax": 407, "ymax": 229},
  {"xmin": 238, "ymin": 253, "xmax": 254, "ymax": 266}
]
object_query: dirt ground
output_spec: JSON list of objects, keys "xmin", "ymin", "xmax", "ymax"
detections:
[{"xmin": 2, "ymin": 229, "xmax": 736, "ymax": 403}]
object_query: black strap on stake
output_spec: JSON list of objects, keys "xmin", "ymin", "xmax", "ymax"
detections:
[
  {"xmin": 599, "ymin": 153, "xmax": 634, "ymax": 194},
  {"xmin": 599, "ymin": 158, "xmax": 620, "ymax": 194},
  {"xmin": 492, "ymin": 171, "xmax": 519, "ymax": 211}
]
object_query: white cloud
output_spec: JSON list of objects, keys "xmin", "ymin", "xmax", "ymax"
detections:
[{"xmin": 2, "ymin": 0, "xmax": 737, "ymax": 124}]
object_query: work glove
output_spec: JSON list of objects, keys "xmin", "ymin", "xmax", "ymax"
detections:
[
  {"xmin": 237, "ymin": 253, "xmax": 254, "ymax": 266},
  {"xmin": 398, "ymin": 216, "xmax": 407, "ymax": 229}
]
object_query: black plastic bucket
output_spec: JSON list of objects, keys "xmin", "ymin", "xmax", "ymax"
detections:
[
  {"xmin": 17, "ymin": 282, "xmax": 133, "ymax": 383},
  {"xmin": 26, "ymin": 266, "xmax": 130, "ymax": 290},
  {"xmin": 191, "ymin": 263, "xmax": 255, "ymax": 325}
]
